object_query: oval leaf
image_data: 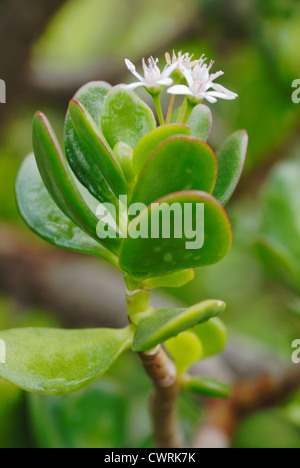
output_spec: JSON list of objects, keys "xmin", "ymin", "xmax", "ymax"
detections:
[
  {"xmin": 131, "ymin": 136, "xmax": 217, "ymax": 207},
  {"xmin": 16, "ymin": 154, "xmax": 118, "ymax": 265},
  {"xmin": 69, "ymin": 100, "xmax": 128, "ymax": 197},
  {"xmin": 132, "ymin": 300, "xmax": 225, "ymax": 352},
  {"xmin": 213, "ymin": 130, "xmax": 248, "ymax": 206},
  {"xmin": 165, "ymin": 331, "xmax": 203, "ymax": 375},
  {"xmin": 133, "ymin": 124, "xmax": 191, "ymax": 175},
  {"xmin": 101, "ymin": 86, "xmax": 156, "ymax": 149},
  {"xmin": 192, "ymin": 317, "xmax": 227, "ymax": 359},
  {"xmin": 65, "ymin": 82, "xmax": 119, "ymax": 207},
  {"xmin": 33, "ymin": 112, "xmax": 120, "ymax": 254},
  {"xmin": 187, "ymin": 104, "xmax": 212, "ymax": 142},
  {"xmin": 0, "ymin": 327, "xmax": 133, "ymax": 395},
  {"xmin": 120, "ymin": 191, "xmax": 232, "ymax": 279},
  {"xmin": 182, "ymin": 376, "xmax": 232, "ymax": 398}
]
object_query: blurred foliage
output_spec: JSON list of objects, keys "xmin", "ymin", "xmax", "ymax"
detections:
[{"xmin": 1, "ymin": 0, "xmax": 300, "ymax": 449}]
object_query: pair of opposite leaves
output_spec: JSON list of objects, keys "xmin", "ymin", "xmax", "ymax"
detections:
[{"xmin": 17, "ymin": 81, "xmax": 248, "ymax": 280}]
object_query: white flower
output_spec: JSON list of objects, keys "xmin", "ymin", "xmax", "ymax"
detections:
[
  {"xmin": 121, "ymin": 57, "xmax": 176, "ymax": 92},
  {"xmin": 167, "ymin": 55, "xmax": 238, "ymax": 104},
  {"xmin": 165, "ymin": 50, "xmax": 196, "ymax": 71}
]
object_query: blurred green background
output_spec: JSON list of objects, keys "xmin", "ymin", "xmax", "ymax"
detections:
[{"xmin": 1, "ymin": 0, "xmax": 300, "ymax": 448}]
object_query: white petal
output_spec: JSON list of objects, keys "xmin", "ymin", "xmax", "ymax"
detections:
[
  {"xmin": 203, "ymin": 94, "xmax": 218, "ymax": 104},
  {"xmin": 167, "ymin": 84, "xmax": 193, "ymax": 96},
  {"xmin": 182, "ymin": 69, "xmax": 194, "ymax": 88},
  {"xmin": 157, "ymin": 78, "xmax": 173, "ymax": 86},
  {"xmin": 125, "ymin": 58, "xmax": 145, "ymax": 82},
  {"xmin": 211, "ymin": 83, "xmax": 238, "ymax": 98},
  {"xmin": 119, "ymin": 82, "xmax": 147, "ymax": 91},
  {"xmin": 206, "ymin": 90, "xmax": 236, "ymax": 101}
]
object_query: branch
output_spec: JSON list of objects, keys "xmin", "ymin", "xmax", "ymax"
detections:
[{"xmin": 139, "ymin": 346, "xmax": 183, "ymax": 448}]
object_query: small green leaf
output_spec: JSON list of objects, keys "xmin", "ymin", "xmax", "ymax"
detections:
[
  {"xmin": 165, "ymin": 331, "xmax": 203, "ymax": 375},
  {"xmin": 133, "ymin": 124, "xmax": 191, "ymax": 175},
  {"xmin": 101, "ymin": 86, "xmax": 156, "ymax": 149},
  {"xmin": 16, "ymin": 154, "xmax": 118, "ymax": 265},
  {"xmin": 132, "ymin": 300, "xmax": 225, "ymax": 352},
  {"xmin": 213, "ymin": 130, "xmax": 248, "ymax": 205},
  {"xmin": 131, "ymin": 136, "xmax": 217, "ymax": 207},
  {"xmin": 0, "ymin": 327, "xmax": 133, "ymax": 395},
  {"xmin": 69, "ymin": 100, "xmax": 128, "ymax": 197},
  {"xmin": 187, "ymin": 104, "xmax": 212, "ymax": 142},
  {"xmin": 192, "ymin": 317, "xmax": 227, "ymax": 359},
  {"xmin": 120, "ymin": 191, "xmax": 232, "ymax": 279},
  {"xmin": 181, "ymin": 376, "xmax": 232, "ymax": 398},
  {"xmin": 65, "ymin": 82, "xmax": 119, "ymax": 207},
  {"xmin": 145, "ymin": 269, "xmax": 195, "ymax": 289}
]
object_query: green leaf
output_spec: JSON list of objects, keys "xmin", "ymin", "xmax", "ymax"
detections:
[
  {"xmin": 101, "ymin": 86, "xmax": 156, "ymax": 149},
  {"xmin": 187, "ymin": 104, "xmax": 212, "ymax": 142},
  {"xmin": 131, "ymin": 136, "xmax": 217, "ymax": 207},
  {"xmin": 192, "ymin": 317, "xmax": 227, "ymax": 359},
  {"xmin": 181, "ymin": 376, "xmax": 232, "ymax": 398},
  {"xmin": 165, "ymin": 332, "xmax": 203, "ymax": 375},
  {"xmin": 65, "ymin": 82, "xmax": 119, "ymax": 207},
  {"xmin": 145, "ymin": 269, "xmax": 195, "ymax": 289},
  {"xmin": 0, "ymin": 327, "xmax": 133, "ymax": 395},
  {"xmin": 69, "ymin": 100, "xmax": 128, "ymax": 197},
  {"xmin": 213, "ymin": 130, "xmax": 248, "ymax": 206},
  {"xmin": 16, "ymin": 154, "xmax": 119, "ymax": 265},
  {"xmin": 132, "ymin": 300, "xmax": 225, "ymax": 352},
  {"xmin": 120, "ymin": 191, "xmax": 232, "ymax": 279},
  {"xmin": 113, "ymin": 142, "xmax": 135, "ymax": 187},
  {"xmin": 28, "ymin": 380, "xmax": 128, "ymax": 448},
  {"xmin": 133, "ymin": 124, "xmax": 191, "ymax": 175},
  {"xmin": 32, "ymin": 112, "xmax": 120, "ymax": 255}
]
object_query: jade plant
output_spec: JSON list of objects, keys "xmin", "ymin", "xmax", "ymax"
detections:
[{"xmin": 0, "ymin": 51, "xmax": 248, "ymax": 448}]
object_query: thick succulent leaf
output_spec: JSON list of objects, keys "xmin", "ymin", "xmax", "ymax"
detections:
[
  {"xmin": 192, "ymin": 317, "xmax": 227, "ymax": 359},
  {"xmin": 255, "ymin": 236, "xmax": 300, "ymax": 294},
  {"xmin": 187, "ymin": 104, "xmax": 212, "ymax": 142},
  {"xmin": 120, "ymin": 191, "xmax": 232, "ymax": 279},
  {"xmin": 133, "ymin": 124, "xmax": 191, "ymax": 175},
  {"xmin": 131, "ymin": 136, "xmax": 217, "ymax": 207},
  {"xmin": 182, "ymin": 376, "xmax": 232, "ymax": 398},
  {"xmin": 145, "ymin": 269, "xmax": 195, "ymax": 289},
  {"xmin": 113, "ymin": 142, "xmax": 135, "ymax": 187},
  {"xmin": 0, "ymin": 327, "xmax": 133, "ymax": 395},
  {"xmin": 260, "ymin": 161, "xmax": 300, "ymax": 263},
  {"xmin": 69, "ymin": 100, "xmax": 128, "ymax": 197},
  {"xmin": 165, "ymin": 332, "xmax": 203, "ymax": 375},
  {"xmin": 101, "ymin": 86, "xmax": 156, "ymax": 150},
  {"xmin": 32, "ymin": 113, "xmax": 120, "ymax": 254},
  {"xmin": 213, "ymin": 130, "xmax": 248, "ymax": 206},
  {"xmin": 64, "ymin": 82, "xmax": 118, "ymax": 206},
  {"xmin": 16, "ymin": 154, "xmax": 118, "ymax": 265},
  {"xmin": 132, "ymin": 300, "xmax": 225, "ymax": 352}
]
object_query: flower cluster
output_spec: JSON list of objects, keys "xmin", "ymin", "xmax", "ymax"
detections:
[{"xmin": 122, "ymin": 51, "xmax": 238, "ymax": 104}]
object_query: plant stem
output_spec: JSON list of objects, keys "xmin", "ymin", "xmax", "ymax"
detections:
[
  {"xmin": 125, "ymin": 282, "xmax": 183, "ymax": 448},
  {"xmin": 152, "ymin": 93, "xmax": 165, "ymax": 126},
  {"xmin": 176, "ymin": 98, "xmax": 187, "ymax": 123},
  {"xmin": 182, "ymin": 99, "xmax": 197, "ymax": 124},
  {"xmin": 166, "ymin": 94, "xmax": 176, "ymax": 124},
  {"xmin": 139, "ymin": 346, "xmax": 183, "ymax": 448}
]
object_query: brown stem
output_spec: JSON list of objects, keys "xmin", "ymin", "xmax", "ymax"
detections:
[{"xmin": 139, "ymin": 346, "xmax": 183, "ymax": 448}]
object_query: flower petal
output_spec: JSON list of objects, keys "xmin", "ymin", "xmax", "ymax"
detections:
[
  {"xmin": 167, "ymin": 84, "xmax": 193, "ymax": 96},
  {"xmin": 125, "ymin": 59, "xmax": 145, "ymax": 82},
  {"xmin": 119, "ymin": 82, "xmax": 147, "ymax": 91}
]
